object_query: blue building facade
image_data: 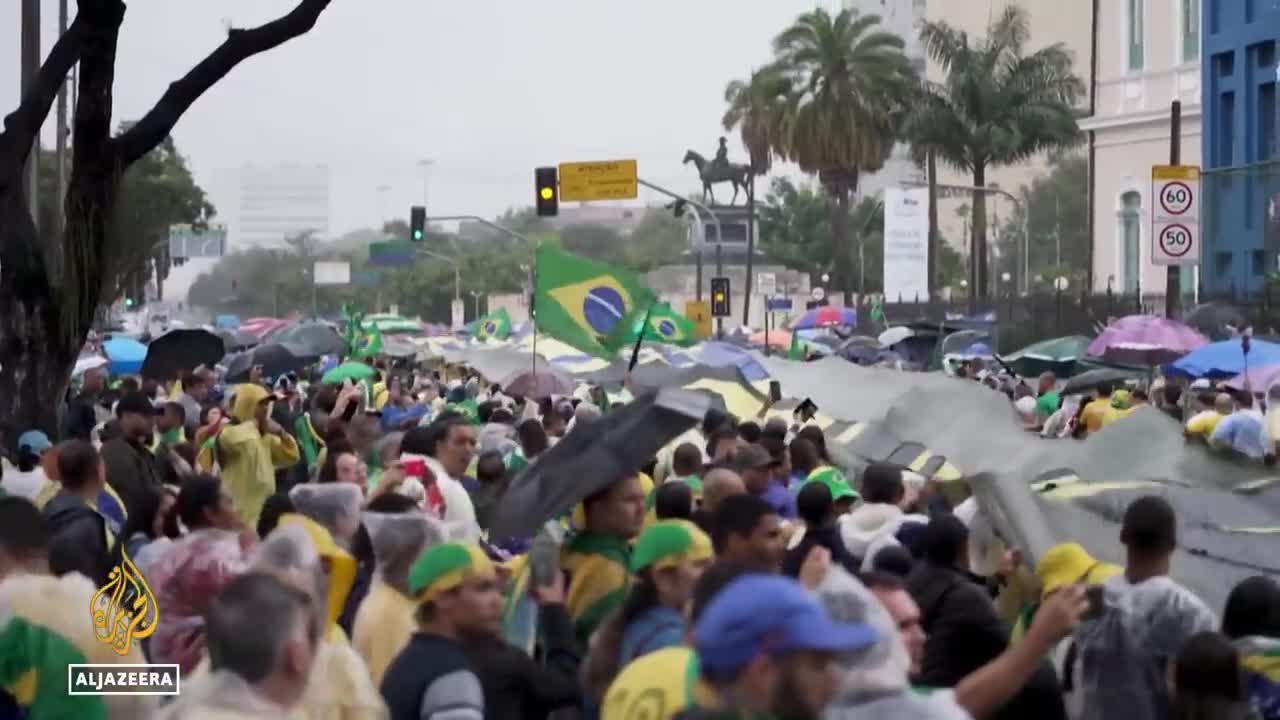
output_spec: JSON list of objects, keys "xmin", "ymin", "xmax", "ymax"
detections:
[{"xmin": 1201, "ymin": 0, "xmax": 1280, "ymax": 294}]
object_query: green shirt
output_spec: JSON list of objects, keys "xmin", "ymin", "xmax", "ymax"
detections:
[{"xmin": 1035, "ymin": 391, "xmax": 1061, "ymax": 418}]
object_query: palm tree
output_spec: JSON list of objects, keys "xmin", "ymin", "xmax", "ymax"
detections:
[
  {"xmin": 767, "ymin": 7, "xmax": 915, "ymax": 305},
  {"xmin": 903, "ymin": 4, "xmax": 1084, "ymax": 301},
  {"xmin": 723, "ymin": 67, "xmax": 791, "ymax": 321}
]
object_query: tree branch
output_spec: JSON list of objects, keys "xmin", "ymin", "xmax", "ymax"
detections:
[
  {"xmin": 114, "ymin": 0, "xmax": 334, "ymax": 168},
  {"xmin": 0, "ymin": 15, "xmax": 88, "ymax": 182}
]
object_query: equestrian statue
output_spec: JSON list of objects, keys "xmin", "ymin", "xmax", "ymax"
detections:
[{"xmin": 683, "ymin": 137, "xmax": 752, "ymax": 206}]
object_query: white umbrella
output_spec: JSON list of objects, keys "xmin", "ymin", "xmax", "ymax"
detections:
[{"xmin": 878, "ymin": 326, "xmax": 915, "ymax": 348}]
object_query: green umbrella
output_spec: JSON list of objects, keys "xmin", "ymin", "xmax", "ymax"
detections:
[
  {"xmin": 321, "ymin": 361, "xmax": 376, "ymax": 385},
  {"xmin": 1002, "ymin": 335, "xmax": 1092, "ymax": 377}
]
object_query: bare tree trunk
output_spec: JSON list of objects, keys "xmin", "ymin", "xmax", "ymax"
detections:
[{"xmin": 0, "ymin": 0, "xmax": 334, "ymax": 437}]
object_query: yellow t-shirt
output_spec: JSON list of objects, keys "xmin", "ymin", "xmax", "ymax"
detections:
[
  {"xmin": 1080, "ymin": 398, "xmax": 1116, "ymax": 433},
  {"xmin": 351, "ymin": 581, "xmax": 417, "ymax": 688},
  {"xmin": 1185, "ymin": 410, "xmax": 1224, "ymax": 438},
  {"xmin": 601, "ymin": 647, "xmax": 709, "ymax": 720}
]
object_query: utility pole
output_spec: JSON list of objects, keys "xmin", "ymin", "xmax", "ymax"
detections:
[
  {"xmin": 1165, "ymin": 101, "xmax": 1183, "ymax": 319},
  {"xmin": 54, "ymin": 0, "xmax": 69, "ymax": 238},
  {"xmin": 636, "ymin": 179, "xmax": 723, "ymax": 336},
  {"xmin": 21, "ymin": 0, "xmax": 41, "ymax": 226}
]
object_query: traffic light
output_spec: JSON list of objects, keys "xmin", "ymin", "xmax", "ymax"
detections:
[
  {"xmin": 124, "ymin": 297, "xmax": 135, "ymax": 308},
  {"xmin": 710, "ymin": 277, "xmax": 730, "ymax": 317},
  {"xmin": 409, "ymin": 206, "xmax": 426, "ymax": 242},
  {"xmin": 535, "ymin": 167, "xmax": 558, "ymax": 217}
]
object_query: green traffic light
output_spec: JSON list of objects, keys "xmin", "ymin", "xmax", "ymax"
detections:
[{"xmin": 413, "ymin": 230, "xmax": 423, "ymax": 240}]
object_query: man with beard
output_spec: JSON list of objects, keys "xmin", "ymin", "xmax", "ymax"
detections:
[{"xmin": 675, "ymin": 574, "xmax": 878, "ymax": 719}]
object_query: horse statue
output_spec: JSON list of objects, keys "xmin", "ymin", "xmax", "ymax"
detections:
[{"xmin": 683, "ymin": 150, "xmax": 752, "ymax": 206}]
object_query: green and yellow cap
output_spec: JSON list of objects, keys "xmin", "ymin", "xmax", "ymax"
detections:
[
  {"xmin": 806, "ymin": 466, "xmax": 860, "ymax": 503},
  {"xmin": 629, "ymin": 520, "xmax": 713, "ymax": 573},
  {"xmin": 408, "ymin": 542, "xmax": 496, "ymax": 601}
]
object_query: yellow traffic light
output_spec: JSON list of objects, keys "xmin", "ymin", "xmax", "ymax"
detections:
[
  {"xmin": 714, "ymin": 292, "xmax": 725, "ymax": 302},
  {"xmin": 539, "ymin": 186, "xmax": 554, "ymax": 201}
]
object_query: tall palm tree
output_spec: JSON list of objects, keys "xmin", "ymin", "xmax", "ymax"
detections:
[
  {"xmin": 768, "ymin": 8, "xmax": 915, "ymax": 305},
  {"xmin": 903, "ymin": 4, "xmax": 1084, "ymax": 300},
  {"xmin": 723, "ymin": 68, "xmax": 790, "ymax": 321}
]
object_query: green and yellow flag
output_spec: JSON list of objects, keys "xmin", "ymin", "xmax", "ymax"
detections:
[
  {"xmin": 611, "ymin": 301, "xmax": 696, "ymax": 347},
  {"xmin": 353, "ymin": 323, "xmax": 383, "ymax": 358},
  {"xmin": 533, "ymin": 245, "xmax": 654, "ymax": 359},
  {"xmin": 473, "ymin": 307, "xmax": 513, "ymax": 341},
  {"xmin": 786, "ymin": 331, "xmax": 805, "ymax": 361}
]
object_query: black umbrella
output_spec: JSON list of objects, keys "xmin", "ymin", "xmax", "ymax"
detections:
[
  {"xmin": 1061, "ymin": 366, "xmax": 1144, "ymax": 396},
  {"xmin": 141, "ymin": 329, "xmax": 225, "ymax": 380},
  {"xmin": 1184, "ymin": 302, "xmax": 1247, "ymax": 341},
  {"xmin": 488, "ymin": 387, "xmax": 710, "ymax": 538},
  {"xmin": 215, "ymin": 328, "xmax": 260, "ymax": 352},
  {"xmin": 270, "ymin": 322, "xmax": 345, "ymax": 357},
  {"xmin": 223, "ymin": 342, "xmax": 316, "ymax": 383}
]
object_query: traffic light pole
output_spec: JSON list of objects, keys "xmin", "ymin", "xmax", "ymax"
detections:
[
  {"xmin": 637, "ymin": 179, "xmax": 723, "ymax": 336},
  {"xmin": 426, "ymin": 216, "xmax": 531, "ymax": 244},
  {"xmin": 417, "ymin": 248, "xmax": 461, "ymax": 302}
]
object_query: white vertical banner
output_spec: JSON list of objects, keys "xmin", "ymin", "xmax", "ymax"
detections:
[
  {"xmin": 882, "ymin": 187, "xmax": 930, "ymax": 302},
  {"xmin": 450, "ymin": 299, "xmax": 465, "ymax": 330}
]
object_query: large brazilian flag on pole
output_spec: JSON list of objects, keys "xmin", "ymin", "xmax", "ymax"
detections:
[{"xmin": 533, "ymin": 245, "xmax": 655, "ymax": 359}]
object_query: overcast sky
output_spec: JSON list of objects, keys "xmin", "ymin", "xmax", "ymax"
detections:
[{"xmin": 4, "ymin": 0, "xmax": 832, "ymax": 232}]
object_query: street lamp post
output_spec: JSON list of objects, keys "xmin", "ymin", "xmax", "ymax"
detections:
[
  {"xmin": 417, "ymin": 159, "xmax": 434, "ymax": 208},
  {"xmin": 417, "ymin": 248, "xmax": 461, "ymax": 303},
  {"xmin": 636, "ymin": 178, "xmax": 723, "ymax": 335},
  {"xmin": 468, "ymin": 290, "xmax": 483, "ymax": 319}
]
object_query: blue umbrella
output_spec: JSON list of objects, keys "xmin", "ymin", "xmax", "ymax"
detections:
[
  {"xmin": 102, "ymin": 337, "xmax": 147, "ymax": 375},
  {"xmin": 1170, "ymin": 337, "xmax": 1280, "ymax": 379}
]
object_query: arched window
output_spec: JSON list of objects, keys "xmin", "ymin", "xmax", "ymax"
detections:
[{"xmin": 1120, "ymin": 191, "xmax": 1142, "ymax": 292}]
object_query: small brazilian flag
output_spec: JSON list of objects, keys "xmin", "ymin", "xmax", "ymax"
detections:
[
  {"xmin": 533, "ymin": 245, "xmax": 655, "ymax": 359},
  {"xmin": 353, "ymin": 323, "xmax": 383, "ymax": 358},
  {"xmin": 610, "ymin": 301, "xmax": 696, "ymax": 347},
  {"xmin": 473, "ymin": 307, "xmax": 512, "ymax": 341},
  {"xmin": 786, "ymin": 331, "xmax": 805, "ymax": 361}
]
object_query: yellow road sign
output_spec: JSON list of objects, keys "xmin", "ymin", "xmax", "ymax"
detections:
[
  {"xmin": 685, "ymin": 300, "xmax": 712, "ymax": 340},
  {"xmin": 558, "ymin": 159, "xmax": 638, "ymax": 202}
]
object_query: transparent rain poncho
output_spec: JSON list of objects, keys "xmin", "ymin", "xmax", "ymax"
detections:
[
  {"xmin": 289, "ymin": 482, "xmax": 365, "ymax": 548},
  {"xmin": 816, "ymin": 567, "xmax": 972, "ymax": 720},
  {"xmin": 362, "ymin": 511, "xmax": 445, "ymax": 593}
]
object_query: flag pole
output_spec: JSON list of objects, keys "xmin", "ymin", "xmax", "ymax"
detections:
[
  {"xmin": 628, "ymin": 305, "xmax": 654, "ymax": 373},
  {"xmin": 530, "ymin": 256, "xmax": 538, "ymax": 375}
]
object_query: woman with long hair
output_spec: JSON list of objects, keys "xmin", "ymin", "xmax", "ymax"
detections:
[{"xmin": 582, "ymin": 520, "xmax": 712, "ymax": 709}]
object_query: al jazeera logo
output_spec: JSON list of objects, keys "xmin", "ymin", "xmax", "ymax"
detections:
[{"xmin": 69, "ymin": 549, "xmax": 179, "ymax": 696}]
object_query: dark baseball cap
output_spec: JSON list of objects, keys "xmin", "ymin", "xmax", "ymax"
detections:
[
  {"xmin": 115, "ymin": 391, "xmax": 158, "ymax": 418},
  {"xmin": 733, "ymin": 444, "xmax": 778, "ymax": 471}
]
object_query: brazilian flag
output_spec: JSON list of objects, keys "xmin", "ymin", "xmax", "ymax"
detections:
[
  {"xmin": 786, "ymin": 331, "xmax": 805, "ymax": 361},
  {"xmin": 611, "ymin": 301, "xmax": 696, "ymax": 347},
  {"xmin": 533, "ymin": 245, "xmax": 654, "ymax": 359},
  {"xmin": 353, "ymin": 323, "xmax": 383, "ymax": 358},
  {"xmin": 473, "ymin": 307, "xmax": 512, "ymax": 341}
]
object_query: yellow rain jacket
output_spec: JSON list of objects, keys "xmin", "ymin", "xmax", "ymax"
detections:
[{"xmin": 215, "ymin": 385, "xmax": 299, "ymax": 528}]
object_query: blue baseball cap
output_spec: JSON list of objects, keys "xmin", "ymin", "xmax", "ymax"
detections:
[
  {"xmin": 17, "ymin": 430, "xmax": 51, "ymax": 453},
  {"xmin": 693, "ymin": 574, "xmax": 878, "ymax": 675}
]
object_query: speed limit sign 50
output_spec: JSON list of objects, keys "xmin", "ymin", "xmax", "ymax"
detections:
[{"xmin": 1151, "ymin": 165, "xmax": 1200, "ymax": 266}]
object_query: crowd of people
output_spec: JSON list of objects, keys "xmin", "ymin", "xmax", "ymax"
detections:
[{"xmin": 0, "ymin": 355, "xmax": 1277, "ymax": 720}]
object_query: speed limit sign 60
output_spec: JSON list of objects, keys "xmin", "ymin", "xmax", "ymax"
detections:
[{"xmin": 1151, "ymin": 165, "xmax": 1200, "ymax": 266}]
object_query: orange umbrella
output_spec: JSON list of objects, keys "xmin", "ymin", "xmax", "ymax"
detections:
[{"xmin": 749, "ymin": 330, "xmax": 792, "ymax": 349}]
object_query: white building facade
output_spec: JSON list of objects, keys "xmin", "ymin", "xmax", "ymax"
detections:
[
  {"xmin": 844, "ymin": 0, "xmax": 929, "ymax": 201},
  {"xmin": 212, "ymin": 164, "xmax": 331, "ymax": 249},
  {"xmin": 1080, "ymin": 0, "xmax": 1201, "ymax": 295}
]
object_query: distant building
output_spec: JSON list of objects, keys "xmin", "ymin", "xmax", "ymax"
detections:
[
  {"xmin": 843, "ymin": 0, "xmax": 928, "ymax": 202},
  {"xmin": 1081, "ymin": 0, "xmax": 1202, "ymax": 296},
  {"xmin": 212, "ymin": 164, "xmax": 331, "ymax": 249},
  {"xmin": 1200, "ymin": 0, "xmax": 1280, "ymax": 294}
]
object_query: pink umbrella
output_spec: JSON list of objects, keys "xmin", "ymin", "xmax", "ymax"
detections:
[
  {"xmin": 1225, "ymin": 364, "xmax": 1280, "ymax": 392},
  {"xmin": 1087, "ymin": 314, "xmax": 1208, "ymax": 365}
]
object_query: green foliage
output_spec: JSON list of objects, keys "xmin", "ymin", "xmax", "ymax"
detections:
[
  {"xmin": 758, "ymin": 177, "xmax": 966, "ymax": 296},
  {"xmin": 768, "ymin": 8, "xmax": 916, "ymax": 180},
  {"xmin": 722, "ymin": 67, "xmax": 790, "ymax": 175},
  {"xmin": 901, "ymin": 4, "xmax": 1084, "ymax": 295},
  {"xmin": 35, "ymin": 131, "xmax": 214, "ymax": 307},
  {"xmin": 994, "ymin": 153, "xmax": 1089, "ymax": 287}
]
